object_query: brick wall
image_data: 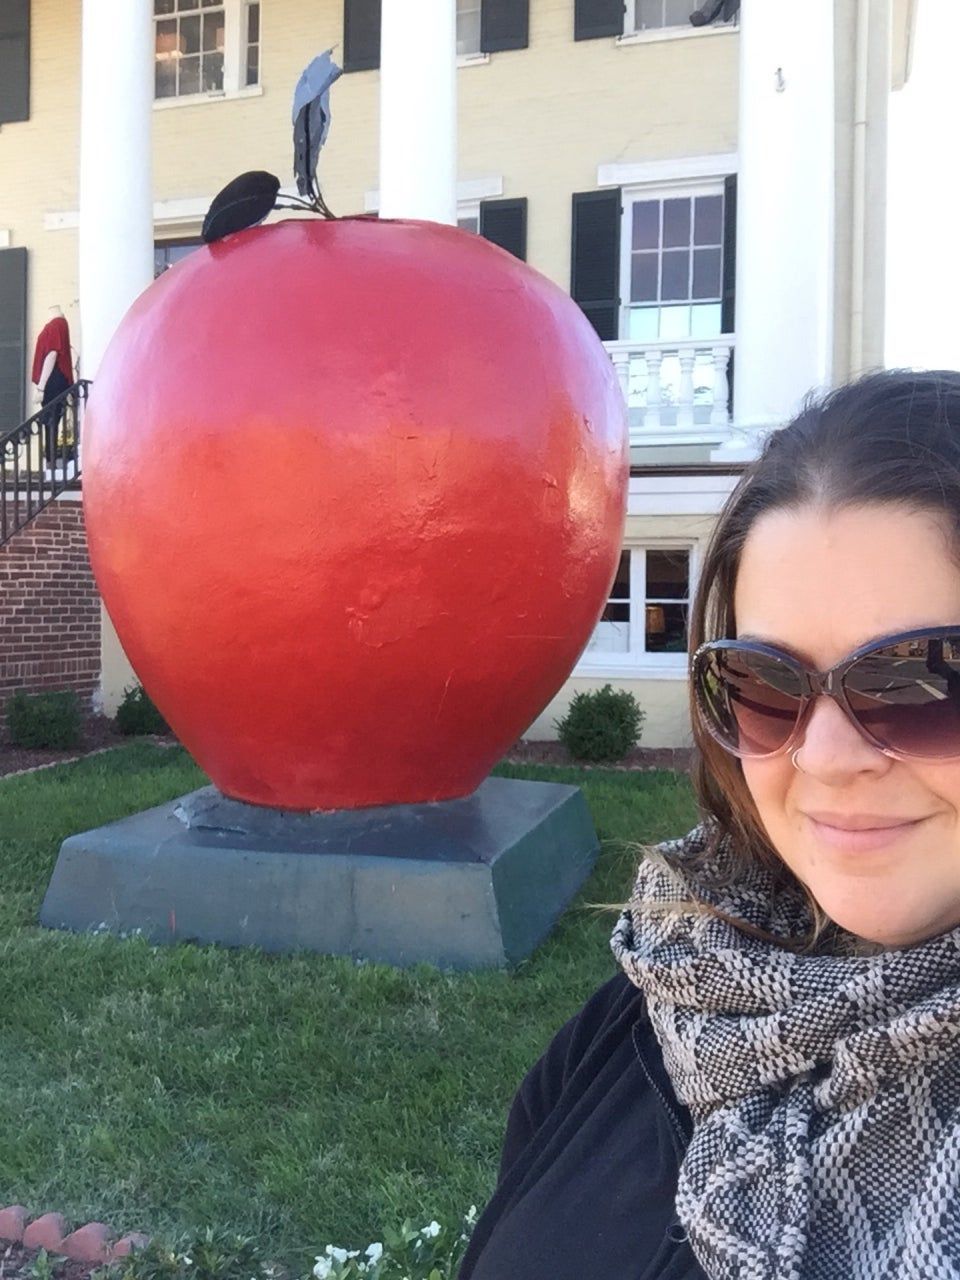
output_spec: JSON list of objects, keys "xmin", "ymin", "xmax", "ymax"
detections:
[{"xmin": 0, "ymin": 496, "xmax": 100, "ymax": 731}]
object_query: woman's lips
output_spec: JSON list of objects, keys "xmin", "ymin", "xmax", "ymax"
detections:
[{"xmin": 805, "ymin": 815, "xmax": 924, "ymax": 853}]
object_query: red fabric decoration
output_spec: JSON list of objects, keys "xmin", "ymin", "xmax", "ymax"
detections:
[{"xmin": 32, "ymin": 316, "xmax": 72, "ymax": 384}]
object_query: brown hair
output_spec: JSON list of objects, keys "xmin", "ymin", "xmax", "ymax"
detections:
[
  {"xmin": 590, "ymin": 369, "xmax": 960, "ymax": 953},
  {"xmin": 686, "ymin": 371, "xmax": 960, "ymax": 931}
]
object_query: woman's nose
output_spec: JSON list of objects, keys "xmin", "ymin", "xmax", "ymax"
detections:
[{"xmin": 794, "ymin": 693, "xmax": 890, "ymax": 778}]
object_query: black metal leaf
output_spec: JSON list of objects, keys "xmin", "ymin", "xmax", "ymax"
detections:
[
  {"xmin": 292, "ymin": 51, "xmax": 342, "ymax": 200},
  {"xmin": 202, "ymin": 171, "xmax": 282, "ymax": 243},
  {"xmin": 689, "ymin": 0, "xmax": 739, "ymax": 25}
]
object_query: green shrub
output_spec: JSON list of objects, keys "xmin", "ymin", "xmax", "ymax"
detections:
[
  {"xmin": 6, "ymin": 689, "xmax": 82, "ymax": 749},
  {"xmin": 115, "ymin": 682, "xmax": 170, "ymax": 736},
  {"xmin": 554, "ymin": 683, "xmax": 645, "ymax": 763}
]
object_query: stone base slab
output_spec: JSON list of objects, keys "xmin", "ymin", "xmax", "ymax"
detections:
[{"xmin": 39, "ymin": 776, "xmax": 600, "ymax": 969}]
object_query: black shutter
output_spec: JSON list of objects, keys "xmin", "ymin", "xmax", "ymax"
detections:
[
  {"xmin": 0, "ymin": 248, "xmax": 27, "ymax": 433},
  {"xmin": 721, "ymin": 174, "xmax": 736, "ymax": 334},
  {"xmin": 480, "ymin": 198, "xmax": 527, "ymax": 261},
  {"xmin": 571, "ymin": 189, "xmax": 621, "ymax": 341},
  {"xmin": 343, "ymin": 0, "xmax": 381, "ymax": 72},
  {"xmin": 481, "ymin": 0, "xmax": 529, "ymax": 52},
  {"xmin": 0, "ymin": 0, "xmax": 30, "ymax": 124},
  {"xmin": 721, "ymin": 173, "xmax": 736, "ymax": 416},
  {"xmin": 575, "ymin": 0, "xmax": 624, "ymax": 41}
]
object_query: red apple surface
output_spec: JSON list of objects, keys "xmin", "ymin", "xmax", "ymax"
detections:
[{"xmin": 83, "ymin": 217, "xmax": 628, "ymax": 810}]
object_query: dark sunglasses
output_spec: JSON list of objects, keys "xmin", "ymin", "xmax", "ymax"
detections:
[{"xmin": 692, "ymin": 625, "xmax": 960, "ymax": 760}]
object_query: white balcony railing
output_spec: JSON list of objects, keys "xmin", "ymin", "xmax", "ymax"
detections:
[{"xmin": 605, "ymin": 335, "xmax": 735, "ymax": 443}]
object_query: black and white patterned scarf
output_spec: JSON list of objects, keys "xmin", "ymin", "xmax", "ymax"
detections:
[{"xmin": 610, "ymin": 823, "xmax": 960, "ymax": 1280}]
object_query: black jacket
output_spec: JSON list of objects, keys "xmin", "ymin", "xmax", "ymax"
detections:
[{"xmin": 457, "ymin": 970, "xmax": 709, "ymax": 1280}]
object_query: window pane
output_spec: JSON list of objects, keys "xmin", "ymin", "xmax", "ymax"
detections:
[
  {"xmin": 178, "ymin": 53, "xmax": 200, "ymax": 94},
  {"xmin": 661, "ymin": 249, "xmax": 689, "ymax": 301},
  {"xmin": 202, "ymin": 10, "xmax": 224, "ymax": 49},
  {"xmin": 155, "ymin": 17, "xmax": 177, "ymax": 54},
  {"xmin": 628, "ymin": 306, "xmax": 659, "ymax": 342},
  {"xmin": 180, "ymin": 13, "xmax": 201, "ymax": 53},
  {"xmin": 694, "ymin": 195, "xmax": 723, "ymax": 246},
  {"xmin": 457, "ymin": 215, "xmax": 479, "ymax": 234},
  {"xmin": 635, "ymin": 0, "xmax": 666, "ymax": 29},
  {"xmin": 248, "ymin": 2, "xmax": 260, "ymax": 42},
  {"xmin": 647, "ymin": 550, "xmax": 689, "ymax": 599},
  {"xmin": 457, "ymin": 4, "xmax": 482, "ymax": 55},
  {"xmin": 202, "ymin": 50, "xmax": 224, "ymax": 90},
  {"xmin": 610, "ymin": 550, "xmax": 630, "ymax": 598},
  {"xmin": 601, "ymin": 601, "xmax": 630, "ymax": 623},
  {"xmin": 201, "ymin": 0, "xmax": 221, "ymax": 6},
  {"xmin": 659, "ymin": 305, "xmax": 691, "ymax": 340},
  {"xmin": 155, "ymin": 58, "xmax": 176, "ymax": 96},
  {"xmin": 664, "ymin": 0, "xmax": 695, "ymax": 25},
  {"xmin": 692, "ymin": 247, "xmax": 721, "ymax": 299},
  {"xmin": 631, "ymin": 253, "xmax": 658, "ymax": 303},
  {"xmin": 246, "ymin": 46, "xmax": 260, "ymax": 86},
  {"xmin": 177, "ymin": 0, "xmax": 200, "ymax": 9},
  {"xmin": 662, "ymin": 197, "xmax": 690, "ymax": 248},
  {"xmin": 690, "ymin": 302, "xmax": 722, "ymax": 338},
  {"xmin": 632, "ymin": 201, "xmax": 659, "ymax": 251},
  {"xmin": 154, "ymin": 0, "xmax": 175, "ymax": 13},
  {"xmin": 647, "ymin": 602, "xmax": 688, "ymax": 652}
]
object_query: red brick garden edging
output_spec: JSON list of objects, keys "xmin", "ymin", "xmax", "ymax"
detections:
[{"xmin": 0, "ymin": 1205, "xmax": 148, "ymax": 1264}]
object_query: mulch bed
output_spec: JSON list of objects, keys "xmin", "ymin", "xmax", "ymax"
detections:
[
  {"xmin": 0, "ymin": 1240, "xmax": 96, "ymax": 1280},
  {"xmin": 502, "ymin": 740, "xmax": 693, "ymax": 772},
  {"xmin": 0, "ymin": 714, "xmax": 178, "ymax": 779}
]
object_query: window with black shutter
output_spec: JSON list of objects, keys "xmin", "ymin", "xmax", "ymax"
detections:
[
  {"xmin": 574, "ymin": 0, "xmax": 624, "ymax": 41},
  {"xmin": 343, "ymin": 0, "xmax": 382, "ymax": 72},
  {"xmin": 0, "ymin": 0, "xmax": 30, "ymax": 124},
  {"xmin": 479, "ymin": 198, "xmax": 527, "ymax": 261},
  {"xmin": 480, "ymin": 0, "xmax": 529, "ymax": 52},
  {"xmin": 0, "ymin": 248, "xmax": 27, "ymax": 433},
  {"xmin": 571, "ymin": 189, "xmax": 621, "ymax": 341}
]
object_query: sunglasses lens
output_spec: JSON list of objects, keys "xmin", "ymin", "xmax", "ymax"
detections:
[
  {"xmin": 844, "ymin": 634, "xmax": 960, "ymax": 757},
  {"xmin": 697, "ymin": 647, "xmax": 805, "ymax": 756}
]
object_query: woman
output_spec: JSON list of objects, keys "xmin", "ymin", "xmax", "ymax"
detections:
[{"xmin": 457, "ymin": 368, "xmax": 960, "ymax": 1280}]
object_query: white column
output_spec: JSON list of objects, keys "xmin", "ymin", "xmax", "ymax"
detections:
[
  {"xmin": 78, "ymin": 0, "xmax": 154, "ymax": 716},
  {"xmin": 79, "ymin": 0, "xmax": 154, "ymax": 379},
  {"xmin": 379, "ymin": 0, "xmax": 458, "ymax": 223},
  {"xmin": 713, "ymin": 0, "xmax": 835, "ymax": 459}
]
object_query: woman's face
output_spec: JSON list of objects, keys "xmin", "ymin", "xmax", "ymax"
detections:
[{"xmin": 735, "ymin": 503, "xmax": 960, "ymax": 948}]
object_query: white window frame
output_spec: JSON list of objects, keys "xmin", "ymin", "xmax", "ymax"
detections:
[
  {"xmin": 618, "ymin": 178, "xmax": 726, "ymax": 343},
  {"xmin": 153, "ymin": 0, "xmax": 264, "ymax": 109},
  {"xmin": 617, "ymin": 1, "xmax": 737, "ymax": 46},
  {"xmin": 575, "ymin": 541, "xmax": 699, "ymax": 678}
]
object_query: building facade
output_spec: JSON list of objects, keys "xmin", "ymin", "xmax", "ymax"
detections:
[{"xmin": 0, "ymin": 0, "xmax": 916, "ymax": 745}]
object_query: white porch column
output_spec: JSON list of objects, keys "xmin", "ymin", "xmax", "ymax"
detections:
[
  {"xmin": 378, "ymin": 0, "xmax": 458, "ymax": 223},
  {"xmin": 78, "ymin": 0, "xmax": 154, "ymax": 715},
  {"xmin": 78, "ymin": 0, "xmax": 154, "ymax": 378},
  {"xmin": 713, "ymin": 0, "xmax": 835, "ymax": 459}
]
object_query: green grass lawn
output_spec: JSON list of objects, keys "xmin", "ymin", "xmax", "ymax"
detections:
[{"xmin": 0, "ymin": 744, "xmax": 697, "ymax": 1272}]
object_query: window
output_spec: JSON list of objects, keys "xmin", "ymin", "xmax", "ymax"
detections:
[
  {"xmin": 623, "ymin": 188, "xmax": 724, "ymax": 342},
  {"xmin": 154, "ymin": 0, "xmax": 260, "ymax": 100},
  {"xmin": 584, "ymin": 547, "xmax": 691, "ymax": 663},
  {"xmin": 245, "ymin": 2, "xmax": 260, "ymax": 86},
  {"xmin": 625, "ymin": 0, "xmax": 697, "ymax": 33},
  {"xmin": 457, "ymin": 0, "xmax": 482, "ymax": 56},
  {"xmin": 154, "ymin": 238, "xmax": 204, "ymax": 277}
]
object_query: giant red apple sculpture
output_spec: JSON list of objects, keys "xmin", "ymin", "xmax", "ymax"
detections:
[{"xmin": 83, "ymin": 216, "xmax": 628, "ymax": 810}]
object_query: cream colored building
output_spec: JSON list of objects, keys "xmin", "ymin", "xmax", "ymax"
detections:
[{"xmin": 0, "ymin": 0, "xmax": 916, "ymax": 747}]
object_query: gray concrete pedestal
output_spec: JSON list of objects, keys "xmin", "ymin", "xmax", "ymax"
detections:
[{"xmin": 39, "ymin": 776, "xmax": 600, "ymax": 969}]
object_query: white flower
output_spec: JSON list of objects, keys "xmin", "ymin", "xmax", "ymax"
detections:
[
  {"xmin": 313, "ymin": 1259, "xmax": 333, "ymax": 1280},
  {"xmin": 182, "ymin": 1258, "xmax": 193, "ymax": 1266},
  {"xmin": 465, "ymin": 1205, "xmax": 478, "ymax": 1224},
  {"xmin": 421, "ymin": 1221, "xmax": 441, "ymax": 1238},
  {"xmin": 365, "ymin": 1244, "xmax": 384, "ymax": 1263}
]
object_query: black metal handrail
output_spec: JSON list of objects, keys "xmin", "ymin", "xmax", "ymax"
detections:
[{"xmin": 0, "ymin": 379, "xmax": 91, "ymax": 547}]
